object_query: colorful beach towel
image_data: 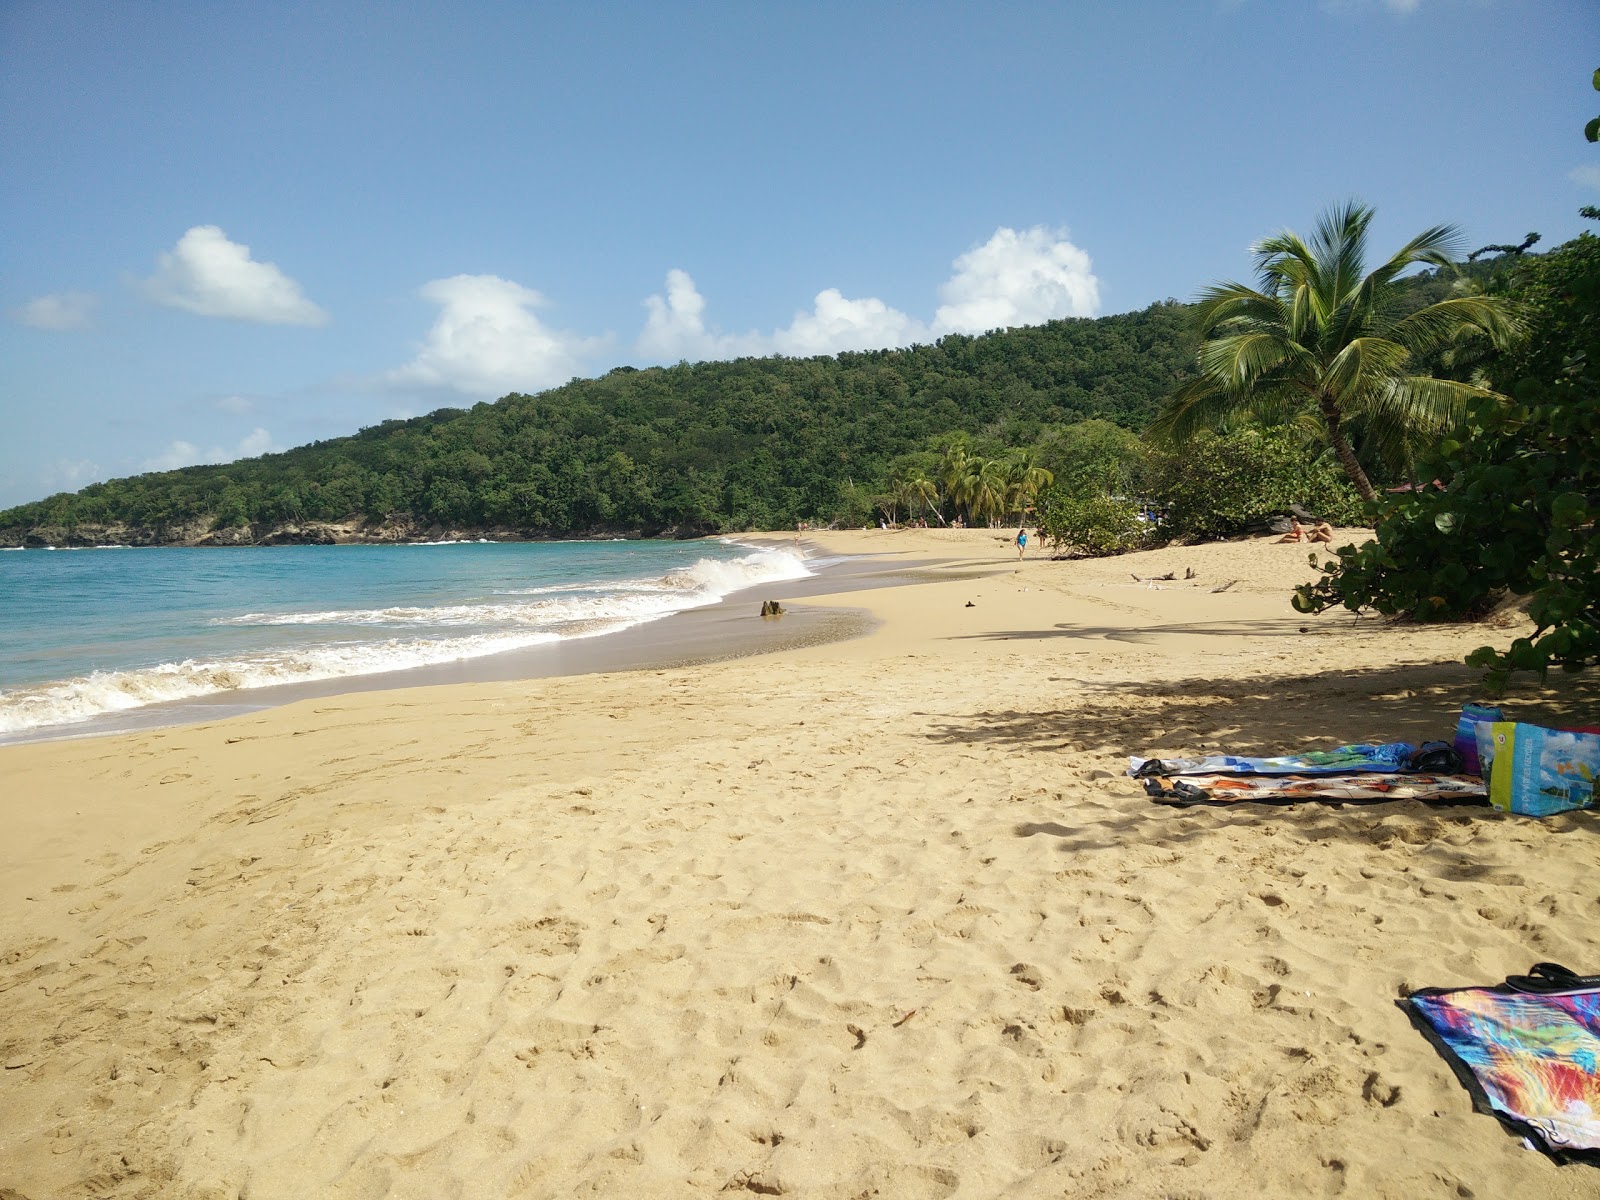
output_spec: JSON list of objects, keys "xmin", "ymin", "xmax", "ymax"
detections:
[
  {"xmin": 1129, "ymin": 742, "xmax": 1438, "ymax": 779},
  {"xmin": 1405, "ymin": 975, "xmax": 1600, "ymax": 1162},
  {"xmin": 1143, "ymin": 772, "xmax": 1486, "ymax": 807}
]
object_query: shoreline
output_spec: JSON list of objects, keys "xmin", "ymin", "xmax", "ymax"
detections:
[
  {"xmin": 3, "ymin": 527, "xmax": 1597, "ymax": 1199},
  {"xmin": 0, "ymin": 537, "xmax": 984, "ymax": 748}
]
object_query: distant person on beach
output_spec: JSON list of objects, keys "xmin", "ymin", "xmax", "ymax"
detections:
[
  {"xmin": 1015, "ymin": 527, "xmax": 1028, "ymax": 559},
  {"xmin": 1276, "ymin": 517, "xmax": 1333, "ymax": 544}
]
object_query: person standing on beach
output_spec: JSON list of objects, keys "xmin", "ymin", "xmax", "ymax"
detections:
[{"xmin": 1015, "ymin": 527, "xmax": 1028, "ymax": 560}]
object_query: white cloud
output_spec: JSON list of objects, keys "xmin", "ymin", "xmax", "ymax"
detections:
[
  {"xmin": 637, "ymin": 269, "xmax": 759, "ymax": 361},
  {"xmin": 234, "ymin": 427, "xmax": 274, "ymax": 457},
  {"xmin": 40, "ymin": 458, "xmax": 103, "ymax": 492},
  {"xmin": 638, "ymin": 269, "xmax": 925, "ymax": 360},
  {"xmin": 386, "ymin": 274, "xmax": 609, "ymax": 395},
  {"xmin": 13, "ymin": 291, "xmax": 98, "ymax": 331},
  {"xmin": 634, "ymin": 225, "xmax": 1098, "ymax": 363},
  {"xmin": 142, "ymin": 427, "xmax": 276, "ymax": 473},
  {"xmin": 142, "ymin": 226, "xmax": 328, "ymax": 325},
  {"xmin": 215, "ymin": 394, "xmax": 255, "ymax": 415},
  {"xmin": 771, "ymin": 290, "xmax": 929, "ymax": 356},
  {"xmin": 1571, "ymin": 164, "xmax": 1600, "ymax": 193},
  {"xmin": 932, "ymin": 226, "xmax": 1099, "ymax": 334}
]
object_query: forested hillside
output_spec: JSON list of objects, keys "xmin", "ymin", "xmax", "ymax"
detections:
[
  {"xmin": 0, "ymin": 301, "xmax": 1198, "ymax": 543},
  {"xmin": 0, "ymin": 254, "xmax": 1520, "ymax": 546}
]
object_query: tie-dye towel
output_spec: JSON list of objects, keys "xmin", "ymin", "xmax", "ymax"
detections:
[
  {"xmin": 1143, "ymin": 772, "xmax": 1486, "ymax": 806},
  {"xmin": 1130, "ymin": 742, "xmax": 1421, "ymax": 778},
  {"xmin": 1405, "ymin": 980, "xmax": 1600, "ymax": 1162}
]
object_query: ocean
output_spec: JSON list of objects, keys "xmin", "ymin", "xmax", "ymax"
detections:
[{"xmin": 0, "ymin": 538, "xmax": 812, "ymax": 740}]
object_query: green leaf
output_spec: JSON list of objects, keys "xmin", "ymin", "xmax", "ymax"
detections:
[{"xmin": 1551, "ymin": 491, "xmax": 1589, "ymax": 525}]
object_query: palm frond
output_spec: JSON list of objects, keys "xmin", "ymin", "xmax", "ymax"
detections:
[
  {"xmin": 1196, "ymin": 330, "xmax": 1298, "ymax": 389},
  {"xmin": 1312, "ymin": 200, "xmax": 1374, "ymax": 311},
  {"xmin": 1388, "ymin": 295, "xmax": 1526, "ymax": 354},
  {"xmin": 1191, "ymin": 282, "xmax": 1283, "ymax": 333},
  {"xmin": 1322, "ymin": 337, "xmax": 1410, "ymax": 405},
  {"xmin": 1355, "ymin": 374, "xmax": 1497, "ymax": 439}
]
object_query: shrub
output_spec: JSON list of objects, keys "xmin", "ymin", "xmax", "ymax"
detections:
[
  {"xmin": 1141, "ymin": 428, "xmax": 1364, "ymax": 542},
  {"xmin": 1037, "ymin": 489, "xmax": 1152, "ymax": 557}
]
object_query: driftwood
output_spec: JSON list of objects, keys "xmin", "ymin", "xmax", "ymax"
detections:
[
  {"xmin": 1210, "ymin": 580, "xmax": 1238, "ymax": 593},
  {"xmin": 759, "ymin": 600, "xmax": 785, "ymax": 618}
]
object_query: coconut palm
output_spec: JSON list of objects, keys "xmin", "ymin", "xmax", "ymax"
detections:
[
  {"xmin": 966, "ymin": 459, "xmax": 1010, "ymax": 527},
  {"xmin": 1004, "ymin": 453, "xmax": 1054, "ymax": 523},
  {"xmin": 1147, "ymin": 201, "xmax": 1522, "ymax": 502},
  {"xmin": 937, "ymin": 442, "xmax": 972, "ymax": 522},
  {"xmin": 899, "ymin": 470, "xmax": 943, "ymax": 525}
]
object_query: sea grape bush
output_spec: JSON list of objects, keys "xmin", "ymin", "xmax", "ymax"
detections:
[
  {"xmin": 1037, "ymin": 490, "xmax": 1151, "ymax": 557},
  {"xmin": 1140, "ymin": 428, "xmax": 1363, "ymax": 543}
]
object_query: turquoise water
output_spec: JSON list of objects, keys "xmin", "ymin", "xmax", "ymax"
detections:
[{"xmin": 0, "ymin": 539, "xmax": 809, "ymax": 736}]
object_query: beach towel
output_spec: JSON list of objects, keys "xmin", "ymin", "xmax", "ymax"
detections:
[
  {"xmin": 1142, "ymin": 772, "xmax": 1486, "ymax": 807},
  {"xmin": 1405, "ymin": 973, "xmax": 1600, "ymax": 1162},
  {"xmin": 1129, "ymin": 742, "xmax": 1444, "ymax": 779}
]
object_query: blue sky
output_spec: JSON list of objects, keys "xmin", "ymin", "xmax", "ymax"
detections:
[{"xmin": 2, "ymin": 0, "xmax": 1596, "ymax": 510}]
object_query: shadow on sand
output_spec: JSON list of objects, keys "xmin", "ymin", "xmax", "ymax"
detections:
[{"xmin": 922, "ymin": 658, "xmax": 1600, "ymax": 854}]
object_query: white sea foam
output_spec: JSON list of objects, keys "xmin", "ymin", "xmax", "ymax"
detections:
[
  {"xmin": 0, "ymin": 629, "xmax": 568, "ymax": 735},
  {"xmin": 0, "ymin": 547, "xmax": 812, "ymax": 735}
]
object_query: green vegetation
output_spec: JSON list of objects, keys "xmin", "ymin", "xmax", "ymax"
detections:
[
  {"xmin": 1147, "ymin": 201, "xmax": 1522, "ymax": 501},
  {"xmin": 0, "ymin": 303, "xmax": 1198, "ymax": 541},
  {"xmin": 1296, "ymin": 225, "xmax": 1600, "ymax": 689}
]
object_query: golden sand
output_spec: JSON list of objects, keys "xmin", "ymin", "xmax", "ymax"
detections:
[{"xmin": 2, "ymin": 528, "xmax": 1596, "ymax": 1198}]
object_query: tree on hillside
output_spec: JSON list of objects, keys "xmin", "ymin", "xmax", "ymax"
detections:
[{"xmin": 1147, "ymin": 201, "xmax": 1523, "ymax": 502}]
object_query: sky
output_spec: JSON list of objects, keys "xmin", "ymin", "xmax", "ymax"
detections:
[{"xmin": 2, "ymin": 0, "xmax": 1596, "ymax": 510}]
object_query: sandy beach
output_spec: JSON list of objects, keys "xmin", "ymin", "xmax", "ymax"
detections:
[{"xmin": 2, "ymin": 527, "xmax": 1597, "ymax": 1199}]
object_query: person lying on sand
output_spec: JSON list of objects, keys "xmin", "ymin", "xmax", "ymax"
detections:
[{"xmin": 1277, "ymin": 517, "xmax": 1333, "ymax": 543}]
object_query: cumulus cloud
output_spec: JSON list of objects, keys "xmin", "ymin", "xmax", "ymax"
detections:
[
  {"xmin": 141, "ymin": 427, "xmax": 275, "ymax": 473},
  {"xmin": 772, "ymin": 290, "xmax": 930, "ymax": 357},
  {"xmin": 635, "ymin": 225, "xmax": 1098, "ymax": 363},
  {"xmin": 640, "ymin": 270, "xmax": 933, "ymax": 360},
  {"xmin": 932, "ymin": 226, "xmax": 1099, "ymax": 333},
  {"xmin": 386, "ymin": 274, "xmax": 609, "ymax": 395},
  {"xmin": 1571, "ymin": 164, "xmax": 1600, "ymax": 193},
  {"xmin": 13, "ymin": 291, "xmax": 98, "ymax": 331},
  {"xmin": 142, "ymin": 226, "xmax": 328, "ymax": 325},
  {"xmin": 215, "ymin": 394, "xmax": 256, "ymax": 415}
]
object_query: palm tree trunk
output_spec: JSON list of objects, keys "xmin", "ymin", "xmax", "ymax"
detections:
[{"xmin": 1319, "ymin": 396, "xmax": 1377, "ymax": 503}]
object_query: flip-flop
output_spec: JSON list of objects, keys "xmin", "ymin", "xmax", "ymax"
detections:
[{"xmin": 1504, "ymin": 962, "xmax": 1600, "ymax": 994}]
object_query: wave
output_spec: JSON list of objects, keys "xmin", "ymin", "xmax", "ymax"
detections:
[
  {"xmin": 0, "ymin": 547, "xmax": 813, "ymax": 736},
  {"xmin": 215, "ymin": 548, "xmax": 811, "ymax": 629},
  {"xmin": 0, "ymin": 628, "xmax": 573, "ymax": 735}
]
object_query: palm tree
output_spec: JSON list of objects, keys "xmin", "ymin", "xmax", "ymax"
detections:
[
  {"xmin": 967, "ymin": 459, "xmax": 1009, "ymax": 527},
  {"xmin": 1004, "ymin": 452, "xmax": 1054, "ymax": 523},
  {"xmin": 937, "ymin": 441, "xmax": 972, "ymax": 522},
  {"xmin": 1147, "ymin": 201, "xmax": 1522, "ymax": 502},
  {"xmin": 899, "ymin": 470, "xmax": 943, "ymax": 525}
]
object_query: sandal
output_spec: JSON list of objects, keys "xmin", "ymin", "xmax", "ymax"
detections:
[{"xmin": 1504, "ymin": 962, "xmax": 1600, "ymax": 994}]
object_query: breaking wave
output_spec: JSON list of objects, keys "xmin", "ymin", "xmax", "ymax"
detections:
[{"xmin": 0, "ymin": 547, "xmax": 811, "ymax": 735}]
